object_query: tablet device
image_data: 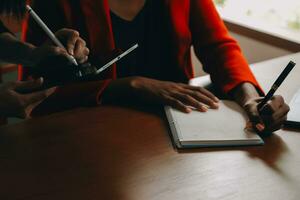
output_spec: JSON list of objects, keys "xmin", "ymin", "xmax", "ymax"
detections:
[
  {"xmin": 20, "ymin": 44, "xmax": 139, "ymax": 93},
  {"xmin": 285, "ymin": 89, "xmax": 300, "ymax": 128}
]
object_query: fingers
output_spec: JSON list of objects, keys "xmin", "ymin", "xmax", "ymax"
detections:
[
  {"xmin": 260, "ymin": 95, "xmax": 284, "ymax": 115},
  {"xmin": 184, "ymin": 90, "xmax": 219, "ymax": 109},
  {"xmin": 264, "ymin": 115, "xmax": 287, "ymax": 132},
  {"xmin": 164, "ymin": 96, "xmax": 191, "ymax": 113},
  {"xmin": 157, "ymin": 83, "xmax": 220, "ymax": 113},
  {"xmin": 184, "ymin": 85, "xmax": 219, "ymax": 103},
  {"xmin": 36, "ymin": 45, "xmax": 67, "ymax": 57},
  {"xmin": 244, "ymin": 102, "xmax": 265, "ymax": 132},
  {"xmin": 30, "ymin": 45, "xmax": 69, "ymax": 66},
  {"xmin": 67, "ymin": 31, "xmax": 80, "ymax": 56},
  {"xmin": 134, "ymin": 78, "xmax": 219, "ymax": 114},
  {"xmin": 272, "ymin": 105, "xmax": 290, "ymax": 121},
  {"xmin": 67, "ymin": 32, "xmax": 79, "ymax": 55},
  {"xmin": 172, "ymin": 93, "xmax": 208, "ymax": 112},
  {"xmin": 22, "ymin": 87, "xmax": 57, "ymax": 107},
  {"xmin": 166, "ymin": 90, "xmax": 218, "ymax": 113},
  {"xmin": 55, "ymin": 28, "xmax": 80, "ymax": 55},
  {"xmin": 47, "ymin": 46, "xmax": 68, "ymax": 57},
  {"xmin": 176, "ymin": 85, "xmax": 219, "ymax": 110},
  {"xmin": 260, "ymin": 96, "xmax": 290, "ymax": 131},
  {"xmin": 10, "ymin": 86, "xmax": 56, "ymax": 119},
  {"xmin": 74, "ymin": 38, "xmax": 89, "ymax": 63},
  {"xmin": 55, "ymin": 28, "xmax": 89, "ymax": 64},
  {"xmin": 11, "ymin": 78, "xmax": 44, "ymax": 92},
  {"xmin": 249, "ymin": 95, "xmax": 290, "ymax": 133},
  {"xmin": 262, "ymin": 104, "xmax": 290, "ymax": 124}
]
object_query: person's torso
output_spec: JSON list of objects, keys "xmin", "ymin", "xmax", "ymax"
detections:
[
  {"xmin": 49, "ymin": 0, "xmax": 194, "ymax": 82},
  {"xmin": 110, "ymin": 0, "xmax": 177, "ymax": 81}
]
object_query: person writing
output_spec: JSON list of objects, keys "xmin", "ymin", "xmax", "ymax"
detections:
[
  {"xmin": 0, "ymin": 0, "xmax": 89, "ymax": 119},
  {"xmin": 23, "ymin": 0, "xmax": 290, "ymax": 133}
]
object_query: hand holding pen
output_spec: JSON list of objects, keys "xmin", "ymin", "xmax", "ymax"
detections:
[
  {"xmin": 25, "ymin": 5, "xmax": 138, "ymax": 79},
  {"xmin": 24, "ymin": 31, "xmax": 88, "ymax": 67},
  {"xmin": 51, "ymin": 28, "xmax": 89, "ymax": 64},
  {"xmin": 26, "ymin": 5, "xmax": 78, "ymax": 66},
  {"xmin": 245, "ymin": 61, "xmax": 295, "ymax": 134},
  {"xmin": 26, "ymin": 6, "xmax": 89, "ymax": 68}
]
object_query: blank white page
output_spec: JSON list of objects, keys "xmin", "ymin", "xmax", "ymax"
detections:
[{"xmin": 166, "ymin": 100, "xmax": 263, "ymax": 147}]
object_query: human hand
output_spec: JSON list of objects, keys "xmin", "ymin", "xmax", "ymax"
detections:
[
  {"xmin": 27, "ymin": 44, "xmax": 70, "ymax": 66},
  {"xmin": 54, "ymin": 28, "xmax": 90, "ymax": 64},
  {"xmin": 0, "ymin": 78, "xmax": 56, "ymax": 118},
  {"xmin": 28, "ymin": 29, "xmax": 89, "ymax": 66},
  {"xmin": 244, "ymin": 95, "xmax": 290, "ymax": 134},
  {"xmin": 131, "ymin": 77, "xmax": 219, "ymax": 113}
]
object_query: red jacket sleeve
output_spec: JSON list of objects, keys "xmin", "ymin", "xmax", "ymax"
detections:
[
  {"xmin": 190, "ymin": 0, "xmax": 263, "ymax": 95},
  {"xmin": 21, "ymin": 0, "xmax": 112, "ymax": 116}
]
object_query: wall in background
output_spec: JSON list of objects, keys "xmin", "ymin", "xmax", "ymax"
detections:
[
  {"xmin": 231, "ymin": 32, "xmax": 292, "ymax": 64},
  {"xmin": 192, "ymin": 32, "xmax": 293, "ymax": 77}
]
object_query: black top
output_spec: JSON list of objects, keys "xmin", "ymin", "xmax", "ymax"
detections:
[
  {"xmin": 0, "ymin": 20, "xmax": 9, "ymax": 33},
  {"xmin": 110, "ymin": 1, "xmax": 177, "ymax": 81}
]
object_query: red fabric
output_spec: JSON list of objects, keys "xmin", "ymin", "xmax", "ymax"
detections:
[
  {"xmin": 21, "ymin": 0, "xmax": 263, "ymax": 115},
  {"xmin": 189, "ymin": 0, "xmax": 261, "ymax": 93}
]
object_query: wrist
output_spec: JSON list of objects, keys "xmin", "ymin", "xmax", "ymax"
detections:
[
  {"xmin": 0, "ymin": 33, "xmax": 36, "ymax": 65},
  {"xmin": 231, "ymin": 82, "xmax": 260, "ymax": 107},
  {"xmin": 18, "ymin": 42, "xmax": 37, "ymax": 66},
  {"xmin": 129, "ymin": 76, "xmax": 144, "ymax": 91},
  {"xmin": 102, "ymin": 76, "xmax": 143, "ymax": 102}
]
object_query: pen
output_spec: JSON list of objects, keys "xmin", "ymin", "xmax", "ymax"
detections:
[
  {"xmin": 257, "ymin": 61, "xmax": 296, "ymax": 111},
  {"xmin": 26, "ymin": 5, "xmax": 79, "ymax": 67},
  {"xmin": 96, "ymin": 44, "xmax": 139, "ymax": 74}
]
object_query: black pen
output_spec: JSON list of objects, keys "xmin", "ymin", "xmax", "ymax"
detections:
[{"xmin": 257, "ymin": 61, "xmax": 296, "ymax": 111}]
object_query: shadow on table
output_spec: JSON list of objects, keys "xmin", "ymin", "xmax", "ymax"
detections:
[
  {"xmin": 175, "ymin": 133, "xmax": 288, "ymax": 174},
  {"xmin": 109, "ymin": 100, "xmax": 289, "ymax": 175}
]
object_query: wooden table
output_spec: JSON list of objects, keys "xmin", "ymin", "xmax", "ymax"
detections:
[{"xmin": 1, "ymin": 53, "xmax": 300, "ymax": 200}]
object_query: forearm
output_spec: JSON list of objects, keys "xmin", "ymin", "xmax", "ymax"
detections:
[
  {"xmin": 0, "ymin": 32, "xmax": 35, "ymax": 65},
  {"xmin": 102, "ymin": 77, "xmax": 139, "ymax": 103},
  {"xmin": 231, "ymin": 82, "xmax": 260, "ymax": 107}
]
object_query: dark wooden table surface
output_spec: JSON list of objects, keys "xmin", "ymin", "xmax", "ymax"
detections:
[{"xmin": 1, "ymin": 53, "xmax": 300, "ymax": 200}]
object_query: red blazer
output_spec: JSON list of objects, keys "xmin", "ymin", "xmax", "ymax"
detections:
[{"xmin": 22, "ymin": 0, "xmax": 262, "ymax": 115}]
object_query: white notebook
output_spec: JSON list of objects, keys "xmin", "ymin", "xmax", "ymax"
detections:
[{"xmin": 165, "ymin": 100, "xmax": 264, "ymax": 148}]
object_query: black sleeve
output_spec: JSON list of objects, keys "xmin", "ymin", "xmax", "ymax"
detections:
[{"xmin": 0, "ymin": 20, "xmax": 9, "ymax": 34}]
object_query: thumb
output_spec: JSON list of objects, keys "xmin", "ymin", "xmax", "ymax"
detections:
[
  {"xmin": 23, "ymin": 86, "xmax": 57, "ymax": 107},
  {"xmin": 45, "ymin": 46, "xmax": 69, "ymax": 57},
  {"xmin": 13, "ymin": 78, "xmax": 44, "ymax": 92}
]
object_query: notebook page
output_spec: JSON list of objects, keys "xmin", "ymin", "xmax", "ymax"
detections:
[{"xmin": 170, "ymin": 100, "xmax": 261, "ymax": 143}]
